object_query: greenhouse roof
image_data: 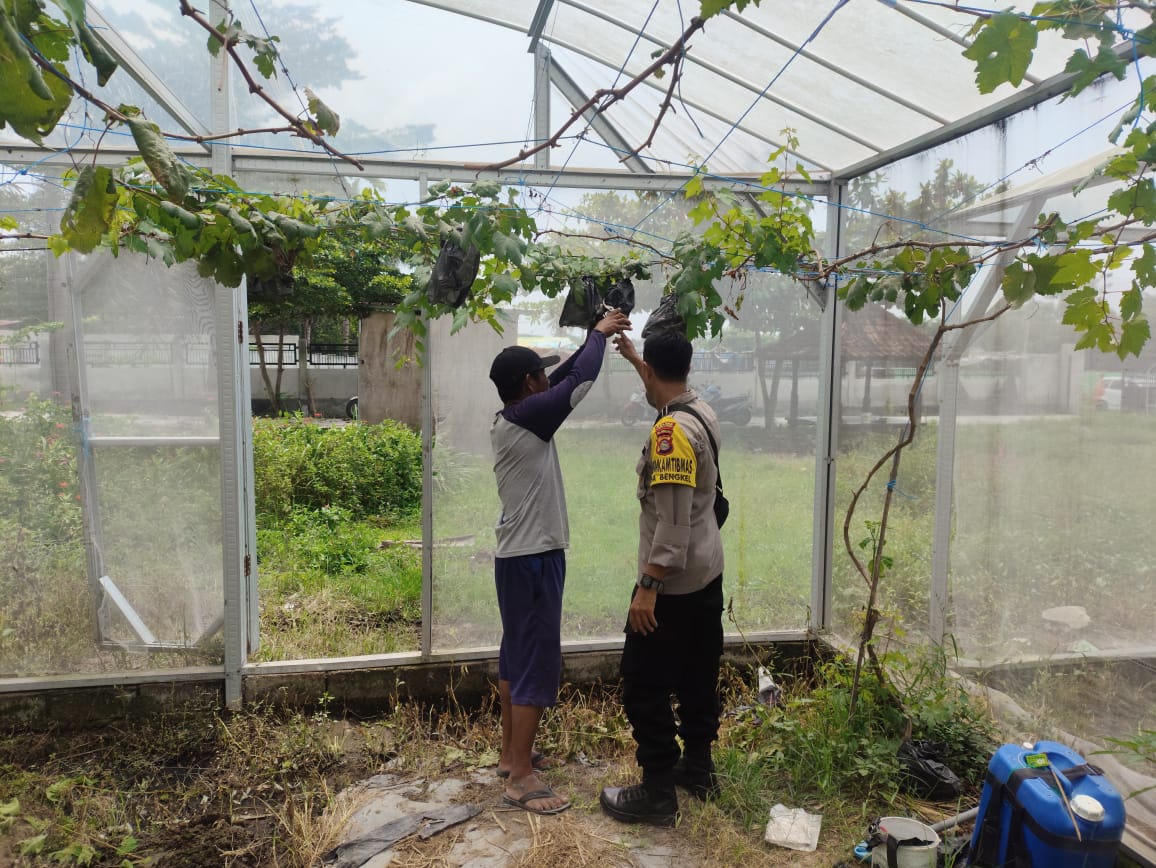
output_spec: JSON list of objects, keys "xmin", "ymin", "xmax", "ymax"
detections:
[
  {"xmin": 406, "ymin": 0, "xmax": 1104, "ymax": 180},
  {"xmin": 0, "ymin": 1, "xmax": 1129, "ymax": 193}
]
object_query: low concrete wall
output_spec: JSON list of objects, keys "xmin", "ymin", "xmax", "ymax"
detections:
[{"xmin": 0, "ymin": 640, "xmax": 819, "ymax": 727}]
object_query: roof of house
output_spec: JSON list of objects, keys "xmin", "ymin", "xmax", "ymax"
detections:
[{"xmin": 759, "ymin": 303, "xmax": 935, "ymax": 364}]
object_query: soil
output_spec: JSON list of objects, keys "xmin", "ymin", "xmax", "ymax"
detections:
[
  {"xmin": 323, "ymin": 760, "xmax": 846, "ymax": 868},
  {"xmin": 0, "ymin": 713, "xmax": 866, "ymax": 868}
]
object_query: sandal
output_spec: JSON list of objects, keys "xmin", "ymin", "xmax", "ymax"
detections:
[{"xmin": 500, "ymin": 784, "xmax": 571, "ymax": 816}]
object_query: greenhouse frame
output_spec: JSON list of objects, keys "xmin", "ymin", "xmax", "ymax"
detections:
[{"xmin": 2, "ymin": 0, "xmax": 1155, "ymax": 860}]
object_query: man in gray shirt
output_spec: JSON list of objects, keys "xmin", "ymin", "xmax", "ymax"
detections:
[{"xmin": 489, "ymin": 308, "xmax": 630, "ymax": 815}]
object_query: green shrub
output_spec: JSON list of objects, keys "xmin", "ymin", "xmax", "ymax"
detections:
[
  {"xmin": 252, "ymin": 418, "xmax": 421, "ymax": 521},
  {"xmin": 0, "ymin": 395, "xmax": 82, "ymax": 544}
]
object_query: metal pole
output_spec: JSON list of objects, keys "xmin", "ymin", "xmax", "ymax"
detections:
[
  {"xmin": 419, "ymin": 173, "xmax": 434, "ymax": 659},
  {"xmin": 811, "ymin": 183, "xmax": 845, "ymax": 632}
]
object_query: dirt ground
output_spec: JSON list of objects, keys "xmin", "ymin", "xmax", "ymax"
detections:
[
  {"xmin": 328, "ymin": 760, "xmax": 853, "ymax": 868},
  {"xmin": 0, "ymin": 708, "xmax": 876, "ymax": 868}
]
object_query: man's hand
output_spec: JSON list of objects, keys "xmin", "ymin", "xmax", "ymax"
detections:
[
  {"xmin": 628, "ymin": 586, "xmax": 659, "ymax": 635},
  {"xmin": 594, "ymin": 308, "xmax": 631, "ymax": 337},
  {"xmin": 614, "ymin": 333, "xmax": 641, "ymax": 364}
]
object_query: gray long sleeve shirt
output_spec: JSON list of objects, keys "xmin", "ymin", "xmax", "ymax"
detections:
[{"xmin": 490, "ymin": 332, "xmax": 607, "ymax": 558}]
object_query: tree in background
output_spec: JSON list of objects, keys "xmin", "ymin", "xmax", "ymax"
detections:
[{"xmin": 249, "ymin": 232, "xmax": 409, "ymax": 415}]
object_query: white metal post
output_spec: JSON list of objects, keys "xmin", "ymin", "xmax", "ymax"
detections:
[
  {"xmin": 533, "ymin": 44, "xmax": 551, "ymax": 170},
  {"xmin": 207, "ymin": 0, "xmax": 254, "ymax": 708},
  {"xmin": 419, "ymin": 173, "xmax": 434, "ymax": 659},
  {"xmin": 811, "ymin": 183, "xmax": 845, "ymax": 632}
]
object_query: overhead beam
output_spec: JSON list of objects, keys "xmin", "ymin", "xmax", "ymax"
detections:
[
  {"xmin": 0, "ymin": 145, "xmax": 831, "ymax": 195},
  {"xmin": 547, "ymin": 56, "xmax": 652, "ymax": 175},
  {"xmin": 834, "ymin": 42, "xmax": 1137, "ymax": 182},
  {"xmin": 86, "ymin": 2, "xmax": 212, "ymax": 144},
  {"xmin": 527, "ymin": 0, "xmax": 556, "ymax": 51}
]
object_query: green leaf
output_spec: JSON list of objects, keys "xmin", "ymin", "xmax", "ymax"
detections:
[
  {"xmin": 59, "ymin": 165, "xmax": 117, "ymax": 254},
  {"xmin": 1119, "ymin": 316, "xmax": 1151, "ymax": 359},
  {"xmin": 1133, "ymin": 22, "xmax": 1156, "ymax": 60},
  {"xmin": 126, "ymin": 118, "xmax": 192, "ymax": 202},
  {"xmin": 491, "ymin": 273, "xmax": 519, "ymax": 300},
  {"xmin": 1109, "ymin": 178, "xmax": 1156, "ymax": 223},
  {"xmin": 207, "ymin": 20, "xmax": 237, "ymax": 57},
  {"xmin": 1052, "ymin": 249, "xmax": 1096, "ymax": 287},
  {"xmin": 1062, "ymin": 46, "xmax": 1128, "ymax": 98},
  {"xmin": 0, "ymin": 10, "xmax": 74, "ymax": 142},
  {"xmin": 17, "ymin": 833, "xmax": 46, "ymax": 856},
  {"xmin": 1122, "ymin": 283, "xmax": 1144, "ymax": 321},
  {"xmin": 77, "ymin": 26, "xmax": 118, "ymax": 86},
  {"xmin": 304, "ymin": 87, "xmax": 340, "ymax": 136},
  {"xmin": 700, "ymin": 0, "xmax": 733, "ymax": 19},
  {"xmin": 491, "ymin": 231, "xmax": 524, "ymax": 266},
  {"xmin": 1002, "ymin": 260, "xmax": 1038, "ymax": 305},
  {"xmin": 1134, "ymin": 243, "xmax": 1156, "ymax": 287},
  {"xmin": 963, "ymin": 11, "xmax": 1038, "ymax": 93}
]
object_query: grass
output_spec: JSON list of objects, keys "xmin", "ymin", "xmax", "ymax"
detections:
[
  {"xmin": 0, "ymin": 653, "xmax": 996, "ymax": 867},
  {"xmin": 4, "ymin": 406, "xmax": 1156, "ymax": 760}
]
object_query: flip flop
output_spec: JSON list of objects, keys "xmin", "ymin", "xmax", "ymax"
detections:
[
  {"xmin": 500, "ymin": 785, "xmax": 571, "ymax": 816},
  {"xmin": 496, "ymin": 750, "xmax": 557, "ymax": 778}
]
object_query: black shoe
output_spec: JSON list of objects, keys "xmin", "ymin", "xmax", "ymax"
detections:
[
  {"xmin": 673, "ymin": 757, "xmax": 719, "ymax": 800},
  {"xmin": 599, "ymin": 783, "xmax": 679, "ymax": 827}
]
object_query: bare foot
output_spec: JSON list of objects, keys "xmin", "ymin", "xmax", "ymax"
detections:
[{"xmin": 503, "ymin": 773, "xmax": 570, "ymax": 814}]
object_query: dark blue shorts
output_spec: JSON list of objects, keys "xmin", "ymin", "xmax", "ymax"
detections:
[{"xmin": 495, "ymin": 549, "xmax": 565, "ymax": 707}]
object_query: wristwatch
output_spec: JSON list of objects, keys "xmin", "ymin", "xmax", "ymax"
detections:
[{"xmin": 638, "ymin": 573, "xmax": 662, "ymax": 591}]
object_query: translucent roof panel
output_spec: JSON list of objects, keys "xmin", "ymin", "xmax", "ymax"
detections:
[{"xmin": 408, "ymin": 0, "xmax": 1087, "ymax": 177}]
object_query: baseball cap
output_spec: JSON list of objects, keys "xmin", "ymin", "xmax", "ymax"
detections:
[{"xmin": 489, "ymin": 346, "xmax": 561, "ymax": 393}]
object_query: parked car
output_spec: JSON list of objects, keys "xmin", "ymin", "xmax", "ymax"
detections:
[{"xmin": 1094, "ymin": 374, "xmax": 1156, "ymax": 411}]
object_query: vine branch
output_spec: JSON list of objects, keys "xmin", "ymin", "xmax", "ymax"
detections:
[
  {"xmin": 485, "ymin": 17, "xmax": 706, "ymax": 171},
  {"xmin": 176, "ymin": 0, "xmax": 364, "ymax": 170}
]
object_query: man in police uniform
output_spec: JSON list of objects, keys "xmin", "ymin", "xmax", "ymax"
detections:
[{"xmin": 601, "ymin": 329, "xmax": 725, "ymax": 827}]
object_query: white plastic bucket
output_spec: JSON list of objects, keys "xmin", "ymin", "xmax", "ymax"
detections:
[{"xmin": 870, "ymin": 816, "xmax": 940, "ymax": 868}]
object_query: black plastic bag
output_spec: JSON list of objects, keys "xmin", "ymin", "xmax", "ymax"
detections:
[
  {"xmin": 427, "ymin": 239, "xmax": 480, "ymax": 308},
  {"xmin": 559, "ymin": 275, "xmax": 602, "ymax": 328},
  {"xmin": 603, "ymin": 278, "xmax": 636, "ymax": 317},
  {"xmin": 641, "ymin": 291, "xmax": 685, "ymax": 339},
  {"xmin": 897, "ymin": 740, "xmax": 962, "ymax": 801}
]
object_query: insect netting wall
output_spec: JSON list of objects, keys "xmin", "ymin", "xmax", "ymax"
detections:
[
  {"xmin": 0, "ymin": 171, "xmax": 230, "ymax": 678},
  {"xmin": 427, "ymin": 187, "xmax": 825, "ymax": 653},
  {"xmin": 827, "ymin": 72, "xmax": 1156, "ymax": 844}
]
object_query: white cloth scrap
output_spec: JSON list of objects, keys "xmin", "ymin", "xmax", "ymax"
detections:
[{"xmin": 764, "ymin": 803, "xmax": 822, "ymax": 852}]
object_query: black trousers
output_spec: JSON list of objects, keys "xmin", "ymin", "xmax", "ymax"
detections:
[{"xmin": 620, "ymin": 575, "xmax": 724, "ymax": 784}]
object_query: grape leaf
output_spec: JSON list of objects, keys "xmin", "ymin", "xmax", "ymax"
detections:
[
  {"xmin": 127, "ymin": 118, "xmax": 192, "ymax": 202},
  {"xmin": 963, "ymin": 11, "xmax": 1038, "ymax": 93},
  {"xmin": 59, "ymin": 165, "xmax": 117, "ymax": 254},
  {"xmin": 305, "ymin": 87, "xmax": 340, "ymax": 136}
]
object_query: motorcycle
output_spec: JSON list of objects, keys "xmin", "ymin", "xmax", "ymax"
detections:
[
  {"xmin": 699, "ymin": 383, "xmax": 753, "ymax": 426},
  {"xmin": 621, "ymin": 391, "xmax": 650, "ymax": 426}
]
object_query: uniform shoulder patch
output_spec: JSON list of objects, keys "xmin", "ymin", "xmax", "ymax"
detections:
[{"xmin": 650, "ymin": 415, "xmax": 697, "ymax": 486}]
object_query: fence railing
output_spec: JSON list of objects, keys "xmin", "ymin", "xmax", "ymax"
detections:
[
  {"xmin": 0, "ymin": 342, "xmax": 39, "ymax": 365},
  {"xmin": 41, "ymin": 340, "xmax": 349, "ymax": 368},
  {"xmin": 307, "ymin": 343, "xmax": 358, "ymax": 368}
]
